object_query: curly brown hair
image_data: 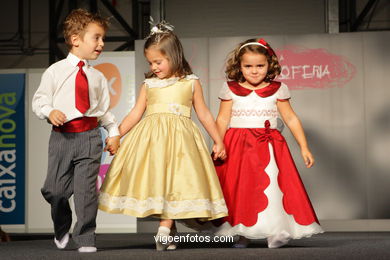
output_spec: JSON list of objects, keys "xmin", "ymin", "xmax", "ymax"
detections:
[
  {"xmin": 225, "ymin": 38, "xmax": 281, "ymax": 82},
  {"xmin": 63, "ymin": 8, "xmax": 109, "ymax": 49},
  {"xmin": 144, "ymin": 24, "xmax": 192, "ymax": 79}
]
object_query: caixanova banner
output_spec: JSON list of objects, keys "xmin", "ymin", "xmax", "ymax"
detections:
[{"xmin": 0, "ymin": 74, "xmax": 25, "ymax": 224}]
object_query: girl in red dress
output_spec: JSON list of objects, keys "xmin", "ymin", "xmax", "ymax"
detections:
[{"xmin": 214, "ymin": 38, "xmax": 323, "ymax": 248}]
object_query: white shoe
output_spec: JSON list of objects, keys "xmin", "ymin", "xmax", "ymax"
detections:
[
  {"xmin": 167, "ymin": 242, "xmax": 177, "ymax": 250},
  {"xmin": 78, "ymin": 246, "xmax": 97, "ymax": 253},
  {"xmin": 267, "ymin": 231, "xmax": 291, "ymax": 249},
  {"xmin": 167, "ymin": 227, "xmax": 178, "ymax": 250},
  {"xmin": 54, "ymin": 233, "xmax": 69, "ymax": 249},
  {"xmin": 155, "ymin": 226, "xmax": 171, "ymax": 251}
]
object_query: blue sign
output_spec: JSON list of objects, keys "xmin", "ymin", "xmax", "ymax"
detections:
[{"xmin": 0, "ymin": 74, "xmax": 25, "ymax": 224}]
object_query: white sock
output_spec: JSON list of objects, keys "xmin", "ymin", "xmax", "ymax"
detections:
[
  {"xmin": 157, "ymin": 226, "xmax": 171, "ymax": 235},
  {"xmin": 155, "ymin": 226, "xmax": 171, "ymax": 251}
]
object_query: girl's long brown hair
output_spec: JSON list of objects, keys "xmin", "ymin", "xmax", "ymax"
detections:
[{"xmin": 144, "ymin": 27, "xmax": 192, "ymax": 78}]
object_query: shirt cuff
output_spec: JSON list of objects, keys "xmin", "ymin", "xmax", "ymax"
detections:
[
  {"xmin": 41, "ymin": 106, "xmax": 54, "ymax": 119},
  {"xmin": 107, "ymin": 126, "xmax": 120, "ymax": 137}
]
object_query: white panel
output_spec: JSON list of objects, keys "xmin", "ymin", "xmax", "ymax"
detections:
[
  {"xmin": 181, "ymin": 38, "xmax": 211, "ymax": 147},
  {"xmin": 282, "ymin": 33, "xmax": 367, "ymax": 219},
  {"xmin": 26, "ymin": 68, "xmax": 53, "ymax": 232},
  {"xmin": 363, "ymin": 32, "xmax": 390, "ymax": 218}
]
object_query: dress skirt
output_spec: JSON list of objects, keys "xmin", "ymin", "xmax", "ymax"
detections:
[
  {"xmin": 214, "ymin": 122, "xmax": 323, "ymax": 239},
  {"xmin": 98, "ymin": 113, "xmax": 227, "ymax": 220}
]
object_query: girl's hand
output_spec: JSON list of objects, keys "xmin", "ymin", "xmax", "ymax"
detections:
[
  {"xmin": 212, "ymin": 142, "xmax": 227, "ymax": 160},
  {"xmin": 104, "ymin": 136, "xmax": 120, "ymax": 155},
  {"xmin": 301, "ymin": 148, "xmax": 314, "ymax": 168}
]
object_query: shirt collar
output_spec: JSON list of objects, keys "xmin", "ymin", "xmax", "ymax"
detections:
[{"xmin": 67, "ymin": 52, "xmax": 89, "ymax": 68}]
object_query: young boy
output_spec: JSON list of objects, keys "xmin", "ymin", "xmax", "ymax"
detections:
[{"xmin": 32, "ymin": 9, "xmax": 120, "ymax": 253}]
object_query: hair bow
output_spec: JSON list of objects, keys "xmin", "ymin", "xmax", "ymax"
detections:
[{"xmin": 258, "ymin": 38, "xmax": 275, "ymax": 57}]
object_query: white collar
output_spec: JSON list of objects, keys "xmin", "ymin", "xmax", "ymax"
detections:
[{"xmin": 67, "ymin": 52, "xmax": 89, "ymax": 68}]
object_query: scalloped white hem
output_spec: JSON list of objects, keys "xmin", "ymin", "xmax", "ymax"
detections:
[{"xmin": 213, "ymin": 143, "xmax": 324, "ymax": 239}]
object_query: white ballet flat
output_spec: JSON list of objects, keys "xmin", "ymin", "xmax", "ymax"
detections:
[{"xmin": 267, "ymin": 231, "xmax": 291, "ymax": 249}]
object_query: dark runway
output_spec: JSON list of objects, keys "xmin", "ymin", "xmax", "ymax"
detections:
[{"xmin": 0, "ymin": 232, "xmax": 389, "ymax": 259}]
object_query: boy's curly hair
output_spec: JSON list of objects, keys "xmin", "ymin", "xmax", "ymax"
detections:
[
  {"xmin": 63, "ymin": 8, "xmax": 109, "ymax": 49},
  {"xmin": 225, "ymin": 38, "xmax": 281, "ymax": 82}
]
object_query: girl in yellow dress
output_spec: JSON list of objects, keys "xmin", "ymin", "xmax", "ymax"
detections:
[{"xmin": 98, "ymin": 21, "xmax": 228, "ymax": 250}]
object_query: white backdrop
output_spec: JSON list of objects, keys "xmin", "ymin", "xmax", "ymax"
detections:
[{"xmin": 134, "ymin": 31, "xmax": 390, "ymax": 231}]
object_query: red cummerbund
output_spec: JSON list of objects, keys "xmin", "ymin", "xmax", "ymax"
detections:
[{"xmin": 53, "ymin": 117, "xmax": 98, "ymax": 133}]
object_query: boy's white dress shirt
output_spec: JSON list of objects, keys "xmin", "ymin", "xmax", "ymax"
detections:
[{"xmin": 32, "ymin": 52, "xmax": 119, "ymax": 137}]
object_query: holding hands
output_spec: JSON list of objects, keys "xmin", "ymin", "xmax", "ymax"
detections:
[
  {"xmin": 105, "ymin": 136, "xmax": 120, "ymax": 155},
  {"xmin": 212, "ymin": 142, "xmax": 227, "ymax": 161}
]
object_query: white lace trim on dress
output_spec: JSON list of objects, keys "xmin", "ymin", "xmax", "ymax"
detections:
[{"xmin": 99, "ymin": 192, "xmax": 228, "ymax": 216}]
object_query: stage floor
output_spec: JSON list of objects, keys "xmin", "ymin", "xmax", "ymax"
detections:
[{"xmin": 1, "ymin": 232, "xmax": 389, "ymax": 259}]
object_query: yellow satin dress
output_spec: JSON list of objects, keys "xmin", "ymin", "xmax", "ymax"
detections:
[{"xmin": 99, "ymin": 75, "xmax": 228, "ymax": 220}]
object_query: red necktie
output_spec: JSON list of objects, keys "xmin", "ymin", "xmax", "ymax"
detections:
[{"xmin": 75, "ymin": 61, "xmax": 90, "ymax": 114}]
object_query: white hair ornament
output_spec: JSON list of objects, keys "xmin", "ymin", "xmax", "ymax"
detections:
[{"xmin": 147, "ymin": 16, "xmax": 174, "ymax": 40}]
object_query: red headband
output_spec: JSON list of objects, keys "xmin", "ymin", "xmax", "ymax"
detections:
[
  {"xmin": 258, "ymin": 38, "xmax": 275, "ymax": 57},
  {"xmin": 239, "ymin": 38, "xmax": 275, "ymax": 57}
]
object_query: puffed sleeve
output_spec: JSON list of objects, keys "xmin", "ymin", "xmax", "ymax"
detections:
[
  {"xmin": 276, "ymin": 83, "xmax": 291, "ymax": 101},
  {"xmin": 143, "ymin": 78, "xmax": 150, "ymax": 88},
  {"xmin": 218, "ymin": 82, "xmax": 232, "ymax": 100}
]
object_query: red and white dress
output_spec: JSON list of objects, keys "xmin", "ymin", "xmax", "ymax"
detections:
[{"xmin": 213, "ymin": 81, "xmax": 323, "ymax": 240}]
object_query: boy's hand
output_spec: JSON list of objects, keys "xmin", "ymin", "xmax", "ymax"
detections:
[
  {"xmin": 301, "ymin": 148, "xmax": 314, "ymax": 168},
  {"xmin": 212, "ymin": 142, "xmax": 227, "ymax": 161},
  {"xmin": 105, "ymin": 136, "xmax": 120, "ymax": 155},
  {"xmin": 48, "ymin": 109, "xmax": 66, "ymax": 126}
]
